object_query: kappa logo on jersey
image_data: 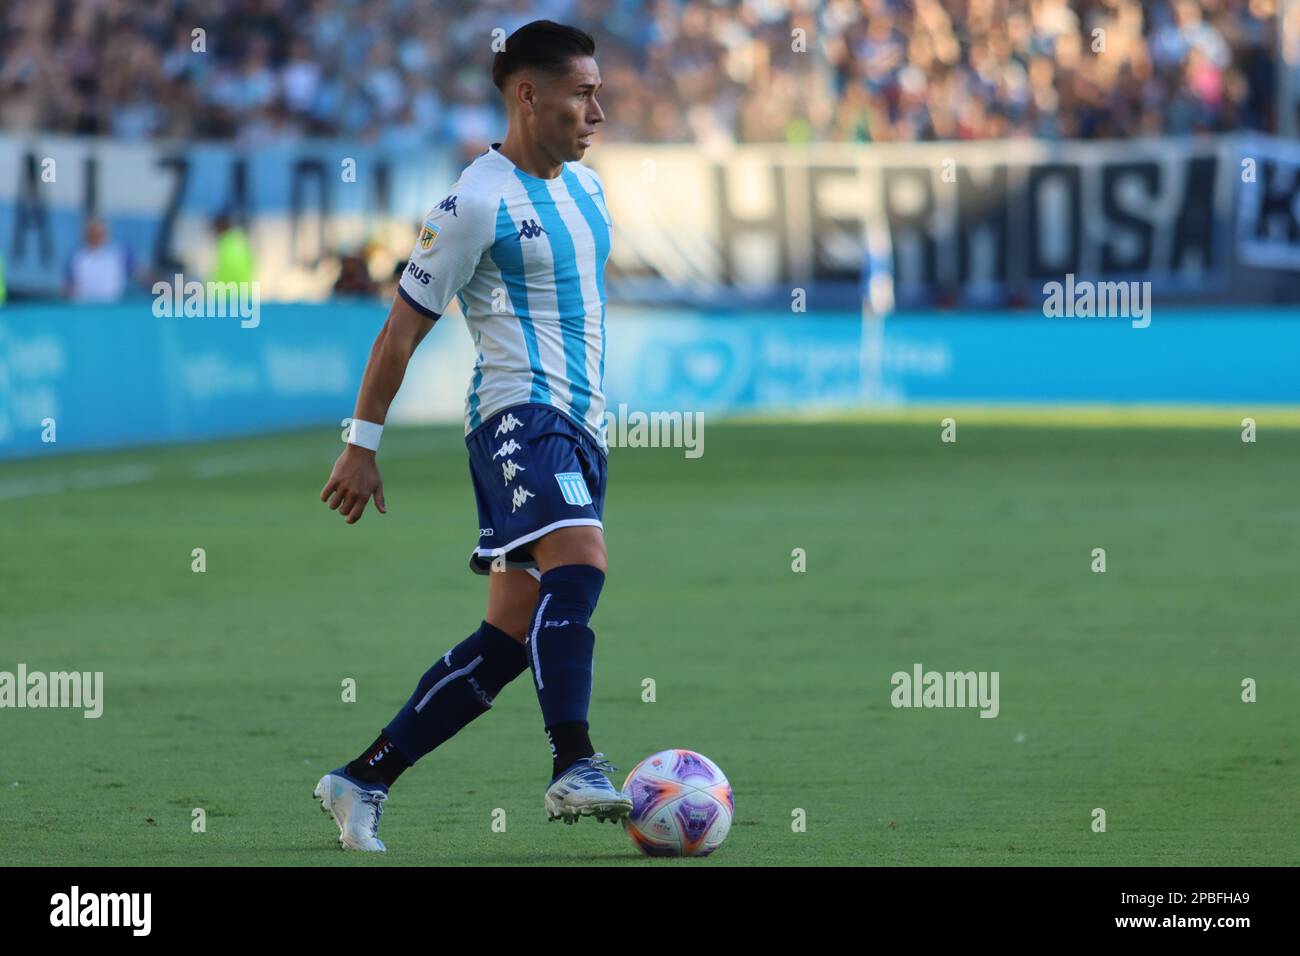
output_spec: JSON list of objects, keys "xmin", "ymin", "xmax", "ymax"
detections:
[
  {"xmin": 501, "ymin": 459, "xmax": 525, "ymax": 484},
  {"xmin": 493, "ymin": 438, "xmax": 522, "ymax": 459},
  {"xmin": 510, "ymin": 486, "xmax": 535, "ymax": 512},
  {"xmin": 554, "ymin": 472, "xmax": 592, "ymax": 506},
  {"xmin": 419, "ymin": 220, "xmax": 441, "ymax": 250},
  {"xmin": 516, "ymin": 219, "xmax": 547, "ymax": 240},
  {"xmin": 494, "ymin": 413, "xmax": 523, "ymax": 437},
  {"xmin": 591, "ymin": 191, "xmax": 611, "ymax": 225},
  {"xmin": 436, "ymin": 194, "xmax": 458, "ymax": 217},
  {"xmin": 405, "ymin": 261, "xmax": 432, "ymax": 285}
]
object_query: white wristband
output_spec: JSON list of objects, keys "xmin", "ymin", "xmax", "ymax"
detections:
[{"xmin": 348, "ymin": 418, "xmax": 383, "ymax": 451}]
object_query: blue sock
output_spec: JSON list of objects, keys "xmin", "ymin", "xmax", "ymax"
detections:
[
  {"xmin": 526, "ymin": 564, "xmax": 605, "ymax": 738},
  {"xmin": 383, "ymin": 621, "xmax": 529, "ymax": 763}
]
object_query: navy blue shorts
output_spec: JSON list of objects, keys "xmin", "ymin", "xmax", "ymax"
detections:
[{"xmin": 466, "ymin": 403, "xmax": 607, "ymax": 576}]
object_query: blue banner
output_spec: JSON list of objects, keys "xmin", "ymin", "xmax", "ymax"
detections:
[
  {"xmin": 4, "ymin": 303, "xmax": 1296, "ymax": 460},
  {"xmin": 0, "ymin": 300, "xmax": 383, "ymax": 458}
]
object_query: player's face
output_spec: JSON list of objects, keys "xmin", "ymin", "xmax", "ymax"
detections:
[{"xmin": 538, "ymin": 56, "xmax": 604, "ymax": 162}]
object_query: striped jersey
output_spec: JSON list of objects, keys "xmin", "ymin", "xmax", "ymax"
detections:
[{"xmin": 398, "ymin": 143, "xmax": 611, "ymax": 449}]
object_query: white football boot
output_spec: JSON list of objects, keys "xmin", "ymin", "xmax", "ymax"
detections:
[
  {"xmin": 314, "ymin": 769, "xmax": 388, "ymax": 852},
  {"xmin": 544, "ymin": 753, "xmax": 633, "ymax": 824}
]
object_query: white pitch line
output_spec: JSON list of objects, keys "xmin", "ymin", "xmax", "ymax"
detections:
[
  {"xmin": 0, "ymin": 475, "xmax": 68, "ymax": 501},
  {"xmin": 69, "ymin": 463, "xmax": 158, "ymax": 489},
  {"xmin": 0, "ymin": 463, "xmax": 158, "ymax": 501},
  {"xmin": 0, "ymin": 439, "xmax": 429, "ymax": 501},
  {"xmin": 189, "ymin": 451, "xmax": 300, "ymax": 478}
]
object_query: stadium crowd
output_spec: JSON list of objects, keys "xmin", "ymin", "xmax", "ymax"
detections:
[{"xmin": 0, "ymin": 0, "xmax": 1284, "ymax": 148}]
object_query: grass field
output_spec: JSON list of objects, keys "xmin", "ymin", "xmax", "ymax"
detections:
[{"xmin": 2, "ymin": 419, "xmax": 1298, "ymax": 866}]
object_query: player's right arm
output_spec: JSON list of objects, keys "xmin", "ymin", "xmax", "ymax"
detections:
[
  {"xmin": 320, "ymin": 293, "xmax": 435, "ymax": 524},
  {"xmin": 320, "ymin": 187, "xmax": 491, "ymax": 525}
]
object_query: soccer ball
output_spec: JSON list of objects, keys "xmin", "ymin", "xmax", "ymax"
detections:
[{"xmin": 622, "ymin": 749, "xmax": 733, "ymax": 857}]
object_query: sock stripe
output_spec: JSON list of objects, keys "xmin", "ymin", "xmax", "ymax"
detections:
[
  {"xmin": 413, "ymin": 655, "xmax": 484, "ymax": 713},
  {"xmin": 528, "ymin": 592, "xmax": 552, "ymax": 689}
]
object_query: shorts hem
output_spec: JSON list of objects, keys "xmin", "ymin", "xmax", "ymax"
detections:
[{"xmin": 469, "ymin": 517, "xmax": 604, "ymax": 573}]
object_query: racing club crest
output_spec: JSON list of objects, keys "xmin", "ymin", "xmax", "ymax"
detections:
[{"xmin": 419, "ymin": 220, "xmax": 440, "ymax": 250}]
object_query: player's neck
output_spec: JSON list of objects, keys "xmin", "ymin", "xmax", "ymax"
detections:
[{"xmin": 494, "ymin": 135, "xmax": 562, "ymax": 181}]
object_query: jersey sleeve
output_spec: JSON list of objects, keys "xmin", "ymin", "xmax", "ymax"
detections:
[{"xmin": 397, "ymin": 188, "xmax": 492, "ymax": 320}]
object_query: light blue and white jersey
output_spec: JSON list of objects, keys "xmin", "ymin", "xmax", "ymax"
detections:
[{"xmin": 398, "ymin": 143, "xmax": 611, "ymax": 449}]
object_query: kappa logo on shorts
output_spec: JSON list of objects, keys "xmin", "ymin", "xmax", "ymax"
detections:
[
  {"xmin": 501, "ymin": 459, "xmax": 525, "ymax": 484},
  {"xmin": 495, "ymin": 413, "xmax": 524, "ymax": 437},
  {"xmin": 493, "ymin": 439, "xmax": 522, "ymax": 459},
  {"xmin": 511, "ymin": 486, "xmax": 535, "ymax": 513},
  {"xmin": 554, "ymin": 472, "xmax": 592, "ymax": 507}
]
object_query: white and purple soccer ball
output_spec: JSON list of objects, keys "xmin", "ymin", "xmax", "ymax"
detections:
[{"xmin": 621, "ymin": 749, "xmax": 733, "ymax": 857}]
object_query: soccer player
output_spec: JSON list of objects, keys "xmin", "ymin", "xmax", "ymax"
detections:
[{"xmin": 314, "ymin": 20, "xmax": 624, "ymax": 852}]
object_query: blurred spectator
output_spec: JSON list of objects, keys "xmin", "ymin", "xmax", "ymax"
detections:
[
  {"xmin": 0, "ymin": 0, "xmax": 1280, "ymax": 145},
  {"xmin": 64, "ymin": 219, "xmax": 134, "ymax": 302},
  {"xmin": 211, "ymin": 215, "xmax": 256, "ymax": 286},
  {"xmin": 333, "ymin": 251, "xmax": 379, "ymax": 297}
]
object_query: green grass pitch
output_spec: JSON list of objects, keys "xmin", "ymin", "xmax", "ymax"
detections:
[{"xmin": 2, "ymin": 420, "xmax": 1297, "ymax": 865}]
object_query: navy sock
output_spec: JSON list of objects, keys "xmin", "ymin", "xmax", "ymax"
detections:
[
  {"xmin": 346, "ymin": 734, "xmax": 411, "ymax": 788},
  {"xmin": 547, "ymin": 721, "xmax": 594, "ymax": 780},
  {"xmin": 525, "ymin": 564, "xmax": 605, "ymax": 772},
  {"xmin": 382, "ymin": 621, "xmax": 529, "ymax": 766}
]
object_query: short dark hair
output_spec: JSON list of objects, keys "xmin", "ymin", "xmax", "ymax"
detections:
[{"xmin": 491, "ymin": 20, "xmax": 596, "ymax": 94}]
